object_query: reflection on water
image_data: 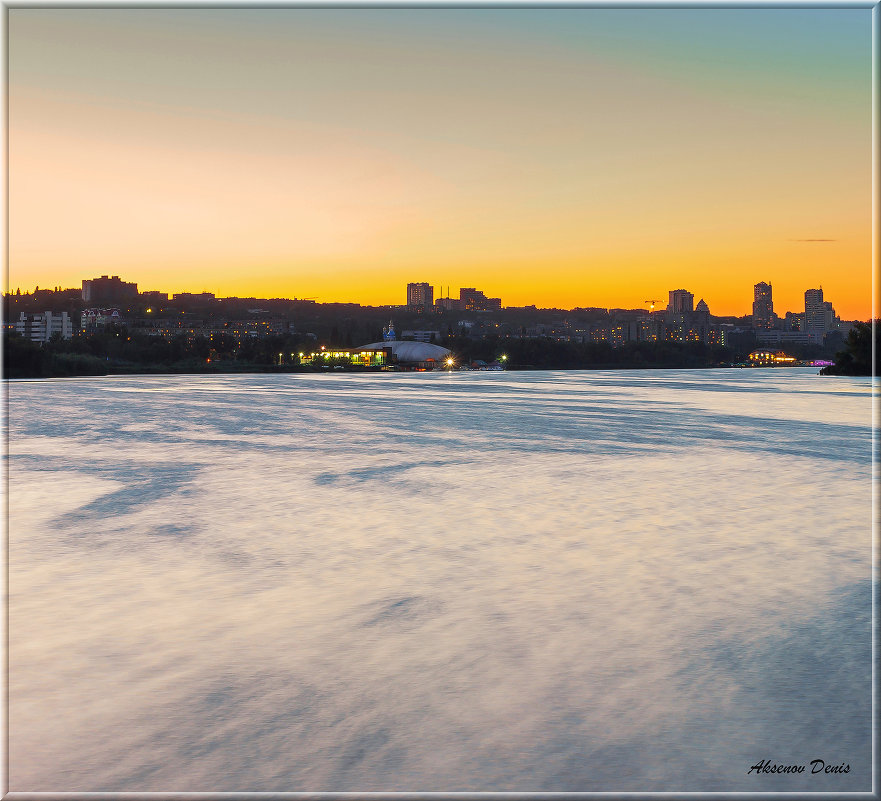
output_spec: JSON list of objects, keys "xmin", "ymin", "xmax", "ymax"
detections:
[{"xmin": 6, "ymin": 369, "xmax": 873, "ymax": 791}]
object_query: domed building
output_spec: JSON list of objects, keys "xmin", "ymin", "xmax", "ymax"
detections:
[
  {"xmin": 354, "ymin": 339, "xmax": 451, "ymax": 370},
  {"xmin": 302, "ymin": 320, "xmax": 453, "ymax": 370},
  {"xmin": 352, "ymin": 319, "xmax": 451, "ymax": 370}
]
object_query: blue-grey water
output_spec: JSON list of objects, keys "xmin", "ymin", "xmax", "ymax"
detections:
[{"xmin": 6, "ymin": 368, "xmax": 873, "ymax": 792}]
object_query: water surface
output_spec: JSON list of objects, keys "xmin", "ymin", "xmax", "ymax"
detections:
[{"xmin": 6, "ymin": 368, "xmax": 873, "ymax": 792}]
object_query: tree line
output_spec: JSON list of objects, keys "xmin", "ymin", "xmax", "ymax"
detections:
[
  {"xmin": 4, "ymin": 322, "xmax": 869, "ymax": 379},
  {"xmin": 3, "ymin": 326, "xmax": 315, "ymax": 378}
]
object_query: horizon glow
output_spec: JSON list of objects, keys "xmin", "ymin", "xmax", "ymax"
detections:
[{"xmin": 7, "ymin": 8, "xmax": 874, "ymax": 319}]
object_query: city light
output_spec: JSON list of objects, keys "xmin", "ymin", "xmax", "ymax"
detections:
[
  {"xmin": 7, "ymin": 274, "xmax": 862, "ymax": 375},
  {"xmin": 748, "ymin": 349, "xmax": 797, "ymax": 365}
]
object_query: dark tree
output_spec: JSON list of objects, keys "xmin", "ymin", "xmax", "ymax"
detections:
[{"xmin": 821, "ymin": 321, "xmax": 876, "ymax": 376}]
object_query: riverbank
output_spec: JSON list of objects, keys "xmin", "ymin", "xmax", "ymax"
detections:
[
  {"xmin": 3, "ymin": 327, "xmax": 853, "ymax": 379},
  {"xmin": 5, "ymin": 362, "xmax": 830, "ymax": 380}
]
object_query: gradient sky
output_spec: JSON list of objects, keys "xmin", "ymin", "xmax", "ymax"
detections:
[{"xmin": 8, "ymin": 7, "xmax": 874, "ymax": 318}]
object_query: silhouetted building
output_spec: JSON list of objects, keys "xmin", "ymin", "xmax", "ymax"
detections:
[
  {"xmin": 459, "ymin": 287, "xmax": 502, "ymax": 311},
  {"xmin": 636, "ymin": 317, "xmax": 662, "ymax": 342},
  {"xmin": 173, "ymin": 292, "xmax": 215, "ymax": 304},
  {"xmin": 756, "ymin": 329, "xmax": 824, "ymax": 347},
  {"xmin": 724, "ymin": 327, "xmax": 758, "ymax": 356},
  {"xmin": 435, "ymin": 296, "xmax": 464, "ymax": 312},
  {"xmin": 783, "ymin": 311, "xmax": 803, "ymax": 332},
  {"xmin": 667, "ymin": 289, "xmax": 694, "ymax": 314},
  {"xmin": 140, "ymin": 291, "xmax": 169, "ymax": 304},
  {"xmin": 406, "ymin": 282, "xmax": 433, "ymax": 310},
  {"xmin": 663, "ymin": 289, "xmax": 705, "ymax": 341},
  {"xmin": 804, "ymin": 288, "xmax": 826, "ymax": 334},
  {"xmin": 692, "ymin": 298, "xmax": 712, "ymax": 340},
  {"xmin": 823, "ymin": 300, "xmax": 836, "ymax": 332},
  {"xmin": 665, "ymin": 314, "xmax": 706, "ymax": 342},
  {"xmin": 752, "ymin": 282, "xmax": 774, "ymax": 328},
  {"xmin": 82, "ymin": 275, "xmax": 138, "ymax": 304}
]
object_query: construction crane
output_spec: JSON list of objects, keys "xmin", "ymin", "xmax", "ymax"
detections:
[{"xmin": 644, "ymin": 299, "xmax": 660, "ymax": 312}]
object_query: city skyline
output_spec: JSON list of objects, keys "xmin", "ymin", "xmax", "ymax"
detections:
[
  {"xmin": 8, "ymin": 7, "xmax": 873, "ymax": 320},
  {"xmin": 9, "ymin": 273, "xmax": 855, "ymax": 323}
]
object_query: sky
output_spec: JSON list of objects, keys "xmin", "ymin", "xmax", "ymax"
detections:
[{"xmin": 7, "ymin": 7, "xmax": 874, "ymax": 318}]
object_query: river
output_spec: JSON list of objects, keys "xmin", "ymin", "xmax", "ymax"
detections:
[{"xmin": 6, "ymin": 368, "xmax": 873, "ymax": 791}]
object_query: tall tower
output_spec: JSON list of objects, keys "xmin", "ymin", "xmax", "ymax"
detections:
[
  {"xmin": 752, "ymin": 282, "xmax": 774, "ymax": 328},
  {"xmin": 667, "ymin": 289, "xmax": 694, "ymax": 314},
  {"xmin": 804, "ymin": 288, "xmax": 826, "ymax": 333}
]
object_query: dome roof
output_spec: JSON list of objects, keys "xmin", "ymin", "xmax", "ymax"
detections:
[{"xmin": 355, "ymin": 340, "xmax": 451, "ymax": 362}]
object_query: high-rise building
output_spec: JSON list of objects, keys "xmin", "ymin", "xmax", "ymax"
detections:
[
  {"xmin": 823, "ymin": 300, "xmax": 836, "ymax": 332},
  {"xmin": 407, "ymin": 282, "xmax": 433, "ymax": 310},
  {"xmin": 667, "ymin": 289, "xmax": 694, "ymax": 314},
  {"xmin": 804, "ymin": 288, "xmax": 827, "ymax": 333},
  {"xmin": 82, "ymin": 275, "xmax": 138, "ymax": 304},
  {"xmin": 752, "ymin": 282, "xmax": 774, "ymax": 328}
]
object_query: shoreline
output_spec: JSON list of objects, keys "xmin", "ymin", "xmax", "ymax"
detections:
[{"xmin": 3, "ymin": 363, "xmax": 839, "ymax": 381}]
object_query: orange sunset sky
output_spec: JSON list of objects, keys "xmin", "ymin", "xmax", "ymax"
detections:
[{"xmin": 7, "ymin": 7, "xmax": 875, "ymax": 319}]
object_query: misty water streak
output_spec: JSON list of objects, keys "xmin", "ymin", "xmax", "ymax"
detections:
[{"xmin": 6, "ymin": 368, "xmax": 873, "ymax": 791}]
